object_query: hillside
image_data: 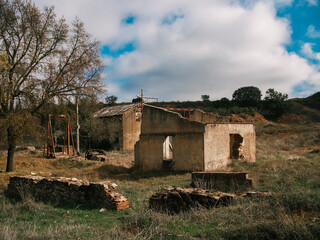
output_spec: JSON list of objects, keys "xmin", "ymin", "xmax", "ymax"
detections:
[{"xmin": 146, "ymin": 91, "xmax": 320, "ymax": 122}]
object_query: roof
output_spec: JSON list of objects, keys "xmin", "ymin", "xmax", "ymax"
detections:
[{"xmin": 94, "ymin": 104, "xmax": 139, "ymax": 118}]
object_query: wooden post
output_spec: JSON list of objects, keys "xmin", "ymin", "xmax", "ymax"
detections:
[{"xmin": 76, "ymin": 96, "xmax": 80, "ymax": 155}]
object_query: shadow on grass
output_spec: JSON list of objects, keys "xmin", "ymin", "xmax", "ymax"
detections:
[
  {"xmin": 2, "ymin": 192, "xmax": 129, "ymax": 212},
  {"xmin": 95, "ymin": 164, "xmax": 189, "ymax": 181}
]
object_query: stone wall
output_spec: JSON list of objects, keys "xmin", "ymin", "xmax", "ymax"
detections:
[
  {"xmin": 136, "ymin": 105, "xmax": 206, "ymax": 172},
  {"xmin": 204, "ymin": 123, "xmax": 256, "ymax": 170},
  {"xmin": 191, "ymin": 172, "xmax": 253, "ymax": 191},
  {"xmin": 122, "ymin": 106, "xmax": 142, "ymax": 150},
  {"xmin": 135, "ymin": 105, "xmax": 256, "ymax": 172},
  {"xmin": 7, "ymin": 176, "xmax": 129, "ymax": 211}
]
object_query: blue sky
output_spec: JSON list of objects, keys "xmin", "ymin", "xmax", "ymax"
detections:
[
  {"xmin": 277, "ymin": 0, "xmax": 320, "ymax": 57},
  {"xmin": 35, "ymin": 0, "xmax": 320, "ymax": 102},
  {"xmin": 276, "ymin": 0, "xmax": 320, "ymax": 96}
]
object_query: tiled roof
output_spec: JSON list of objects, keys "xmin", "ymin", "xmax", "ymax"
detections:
[{"xmin": 94, "ymin": 104, "xmax": 139, "ymax": 118}]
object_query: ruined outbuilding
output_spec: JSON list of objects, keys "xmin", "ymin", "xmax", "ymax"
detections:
[
  {"xmin": 135, "ymin": 105, "xmax": 256, "ymax": 172},
  {"xmin": 94, "ymin": 104, "xmax": 142, "ymax": 150}
]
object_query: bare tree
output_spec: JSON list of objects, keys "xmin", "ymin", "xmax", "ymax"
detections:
[{"xmin": 0, "ymin": 0, "xmax": 104, "ymax": 172}]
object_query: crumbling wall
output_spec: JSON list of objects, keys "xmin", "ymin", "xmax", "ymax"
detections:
[
  {"xmin": 204, "ymin": 123, "xmax": 256, "ymax": 170},
  {"xmin": 190, "ymin": 109, "xmax": 231, "ymax": 123},
  {"xmin": 141, "ymin": 105, "xmax": 205, "ymax": 135},
  {"xmin": 136, "ymin": 105, "xmax": 206, "ymax": 172},
  {"xmin": 122, "ymin": 106, "xmax": 141, "ymax": 151},
  {"xmin": 7, "ymin": 176, "xmax": 129, "ymax": 211}
]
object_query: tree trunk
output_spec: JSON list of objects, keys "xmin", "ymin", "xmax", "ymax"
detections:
[{"xmin": 6, "ymin": 127, "xmax": 16, "ymax": 172}]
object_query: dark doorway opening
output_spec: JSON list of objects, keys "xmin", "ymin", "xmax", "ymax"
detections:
[{"xmin": 230, "ymin": 134, "xmax": 243, "ymax": 160}]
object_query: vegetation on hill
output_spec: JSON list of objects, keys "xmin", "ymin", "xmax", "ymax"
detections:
[
  {"xmin": 291, "ymin": 92, "xmax": 320, "ymax": 111},
  {"xmin": 151, "ymin": 90, "xmax": 320, "ymax": 122}
]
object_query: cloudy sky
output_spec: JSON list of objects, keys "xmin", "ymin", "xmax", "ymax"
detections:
[{"xmin": 34, "ymin": 0, "xmax": 320, "ymax": 102}]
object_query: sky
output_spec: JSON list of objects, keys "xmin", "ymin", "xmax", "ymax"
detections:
[{"xmin": 33, "ymin": 0, "xmax": 320, "ymax": 102}]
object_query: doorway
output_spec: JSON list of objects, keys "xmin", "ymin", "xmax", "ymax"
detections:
[
  {"xmin": 163, "ymin": 136, "xmax": 173, "ymax": 169},
  {"xmin": 230, "ymin": 134, "xmax": 243, "ymax": 160}
]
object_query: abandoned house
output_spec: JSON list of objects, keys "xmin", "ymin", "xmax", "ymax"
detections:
[
  {"xmin": 134, "ymin": 104, "xmax": 256, "ymax": 172},
  {"xmin": 94, "ymin": 104, "xmax": 142, "ymax": 150}
]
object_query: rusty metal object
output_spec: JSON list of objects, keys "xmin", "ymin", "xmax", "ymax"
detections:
[
  {"xmin": 45, "ymin": 114, "xmax": 75, "ymax": 158},
  {"xmin": 85, "ymin": 149, "xmax": 107, "ymax": 162}
]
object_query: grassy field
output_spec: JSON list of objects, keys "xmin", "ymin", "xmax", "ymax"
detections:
[{"xmin": 0, "ymin": 122, "xmax": 319, "ymax": 239}]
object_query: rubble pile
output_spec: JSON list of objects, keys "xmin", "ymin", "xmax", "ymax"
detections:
[
  {"xmin": 149, "ymin": 187, "xmax": 271, "ymax": 214},
  {"xmin": 7, "ymin": 176, "xmax": 129, "ymax": 211}
]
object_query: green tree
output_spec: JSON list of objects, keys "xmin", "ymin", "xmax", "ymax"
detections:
[
  {"xmin": 263, "ymin": 88, "xmax": 288, "ymax": 118},
  {"xmin": 264, "ymin": 88, "xmax": 288, "ymax": 102},
  {"xmin": 105, "ymin": 95, "xmax": 118, "ymax": 105},
  {"xmin": 232, "ymin": 86, "xmax": 262, "ymax": 107},
  {"xmin": 201, "ymin": 95, "xmax": 210, "ymax": 102},
  {"xmin": 0, "ymin": 0, "xmax": 104, "ymax": 172},
  {"xmin": 218, "ymin": 97, "xmax": 233, "ymax": 108}
]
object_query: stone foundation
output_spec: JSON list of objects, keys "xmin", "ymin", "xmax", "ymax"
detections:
[
  {"xmin": 7, "ymin": 176, "xmax": 129, "ymax": 211},
  {"xmin": 191, "ymin": 172, "xmax": 253, "ymax": 191}
]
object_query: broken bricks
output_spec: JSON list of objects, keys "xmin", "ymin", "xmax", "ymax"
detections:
[{"xmin": 7, "ymin": 176, "xmax": 129, "ymax": 211}]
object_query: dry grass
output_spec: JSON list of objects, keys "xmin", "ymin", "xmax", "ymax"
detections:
[{"xmin": 0, "ymin": 122, "xmax": 319, "ymax": 239}]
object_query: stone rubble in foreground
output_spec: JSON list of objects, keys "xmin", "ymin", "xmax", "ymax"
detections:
[
  {"xmin": 7, "ymin": 176, "xmax": 130, "ymax": 211},
  {"xmin": 149, "ymin": 186, "xmax": 271, "ymax": 214}
]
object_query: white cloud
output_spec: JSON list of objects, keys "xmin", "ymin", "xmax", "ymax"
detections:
[
  {"xmin": 307, "ymin": 25, "xmax": 320, "ymax": 38},
  {"xmin": 301, "ymin": 43, "xmax": 320, "ymax": 61},
  {"xmin": 34, "ymin": 0, "xmax": 320, "ymax": 101},
  {"xmin": 306, "ymin": 0, "xmax": 318, "ymax": 6}
]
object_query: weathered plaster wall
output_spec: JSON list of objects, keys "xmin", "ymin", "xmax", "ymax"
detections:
[
  {"xmin": 204, "ymin": 123, "xmax": 256, "ymax": 171},
  {"xmin": 136, "ymin": 133, "xmax": 204, "ymax": 172},
  {"xmin": 172, "ymin": 133, "xmax": 204, "ymax": 171},
  {"xmin": 191, "ymin": 109, "xmax": 217, "ymax": 123},
  {"xmin": 141, "ymin": 105, "xmax": 205, "ymax": 134},
  {"xmin": 135, "ymin": 105, "xmax": 255, "ymax": 172},
  {"xmin": 135, "ymin": 135, "xmax": 164, "ymax": 172},
  {"xmin": 136, "ymin": 105, "xmax": 205, "ymax": 172},
  {"xmin": 122, "ymin": 107, "xmax": 141, "ymax": 151}
]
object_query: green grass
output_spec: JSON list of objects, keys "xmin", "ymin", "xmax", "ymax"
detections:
[{"xmin": 0, "ymin": 122, "xmax": 320, "ymax": 239}]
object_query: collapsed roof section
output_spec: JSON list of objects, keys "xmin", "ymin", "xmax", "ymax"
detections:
[{"xmin": 94, "ymin": 103, "xmax": 140, "ymax": 118}]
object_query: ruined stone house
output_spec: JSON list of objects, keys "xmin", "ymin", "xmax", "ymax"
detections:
[
  {"xmin": 94, "ymin": 104, "xmax": 142, "ymax": 150},
  {"xmin": 135, "ymin": 104, "xmax": 256, "ymax": 172}
]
